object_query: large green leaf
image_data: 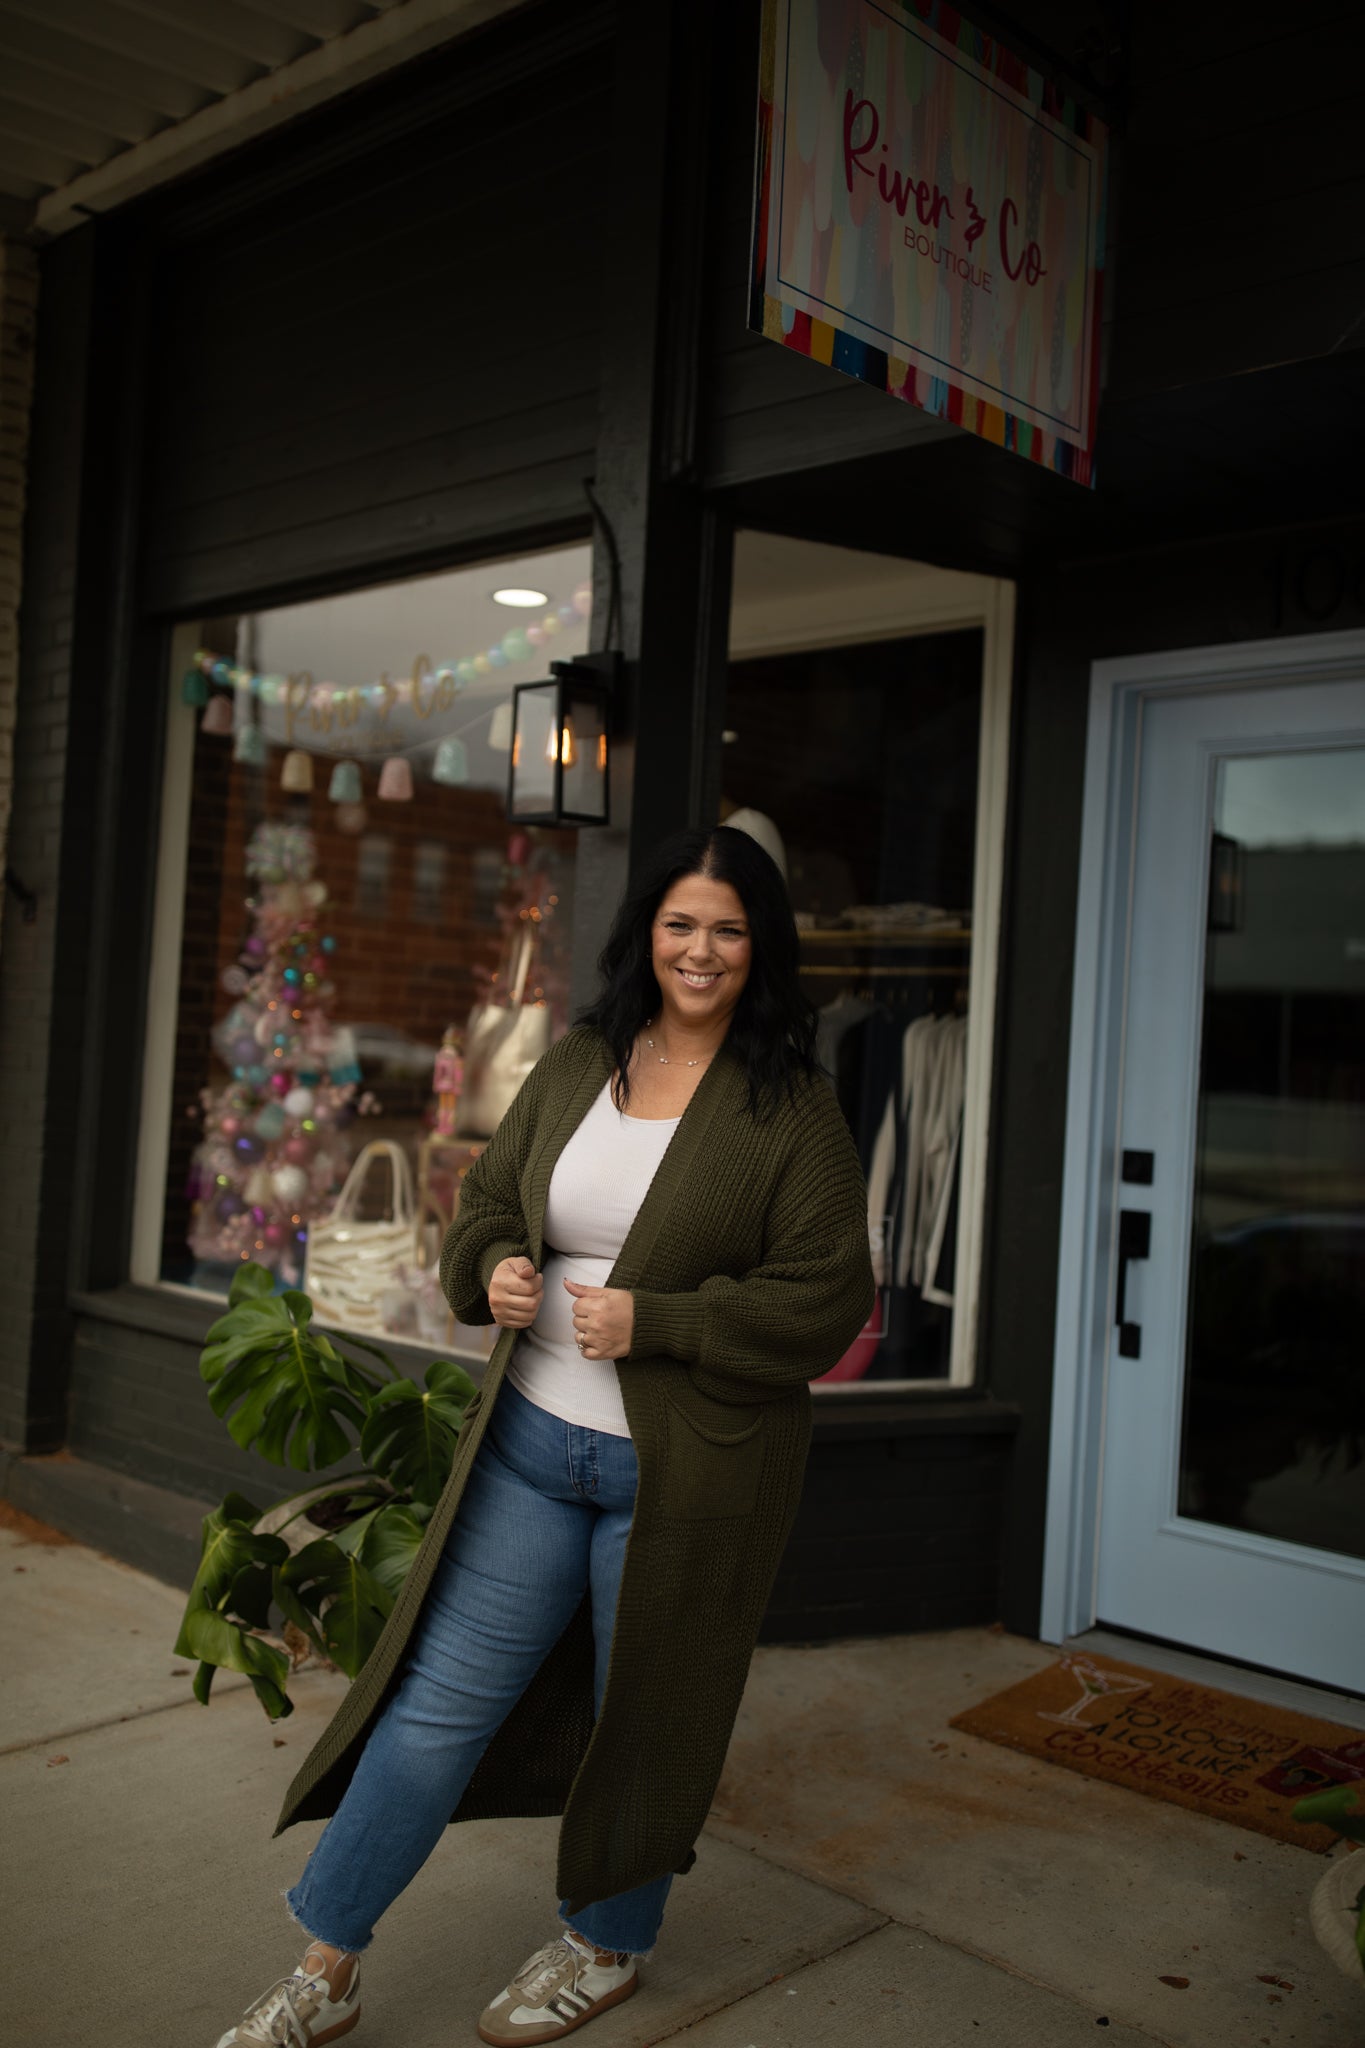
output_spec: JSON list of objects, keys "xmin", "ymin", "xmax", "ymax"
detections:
[
  {"xmin": 360, "ymin": 1359, "xmax": 478, "ymax": 1505},
  {"xmin": 174, "ymin": 1493, "xmax": 288, "ymax": 1655},
  {"xmin": 200, "ymin": 1275, "xmax": 371, "ymax": 1471},
  {"xmin": 360, "ymin": 1502, "xmax": 431, "ymax": 1598},
  {"xmin": 174, "ymin": 1492, "xmax": 294, "ymax": 1718},
  {"xmin": 1295, "ymin": 1783, "xmax": 1365, "ymax": 1847},
  {"xmin": 180, "ymin": 1607, "xmax": 292, "ymax": 1719},
  {"xmin": 278, "ymin": 1539, "xmax": 394, "ymax": 1678}
]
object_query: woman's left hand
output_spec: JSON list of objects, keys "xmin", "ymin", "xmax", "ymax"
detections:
[{"xmin": 563, "ymin": 1280, "xmax": 635, "ymax": 1361}]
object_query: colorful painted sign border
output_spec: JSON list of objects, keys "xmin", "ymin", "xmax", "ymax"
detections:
[{"xmin": 750, "ymin": 0, "xmax": 1109, "ymax": 483}]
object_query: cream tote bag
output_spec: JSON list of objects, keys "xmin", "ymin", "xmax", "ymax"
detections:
[
  {"xmin": 304, "ymin": 1139, "xmax": 415, "ymax": 1332},
  {"xmin": 458, "ymin": 922, "xmax": 552, "ymax": 1138}
]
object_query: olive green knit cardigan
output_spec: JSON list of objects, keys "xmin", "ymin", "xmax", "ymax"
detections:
[{"xmin": 276, "ymin": 1026, "xmax": 874, "ymax": 1912}]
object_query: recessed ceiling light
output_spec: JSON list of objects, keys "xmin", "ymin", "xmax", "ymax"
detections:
[{"xmin": 492, "ymin": 587, "xmax": 549, "ymax": 608}]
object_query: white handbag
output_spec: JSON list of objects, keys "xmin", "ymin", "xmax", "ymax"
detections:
[
  {"xmin": 304, "ymin": 1140, "xmax": 416, "ymax": 1332},
  {"xmin": 458, "ymin": 923, "xmax": 552, "ymax": 1138}
]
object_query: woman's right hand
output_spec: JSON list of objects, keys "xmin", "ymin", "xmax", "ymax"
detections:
[{"xmin": 488, "ymin": 1256, "xmax": 544, "ymax": 1329}]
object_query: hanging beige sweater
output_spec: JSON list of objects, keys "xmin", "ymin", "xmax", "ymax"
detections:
[{"xmin": 275, "ymin": 1027, "xmax": 874, "ymax": 1913}]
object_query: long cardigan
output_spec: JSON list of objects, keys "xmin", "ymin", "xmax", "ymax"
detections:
[{"xmin": 275, "ymin": 1027, "xmax": 874, "ymax": 1912}]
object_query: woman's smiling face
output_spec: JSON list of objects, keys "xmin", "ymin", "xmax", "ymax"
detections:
[{"xmin": 651, "ymin": 874, "xmax": 752, "ymax": 1034}]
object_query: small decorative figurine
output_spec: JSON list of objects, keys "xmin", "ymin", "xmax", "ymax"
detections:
[{"xmin": 432, "ymin": 1026, "xmax": 463, "ymax": 1137}]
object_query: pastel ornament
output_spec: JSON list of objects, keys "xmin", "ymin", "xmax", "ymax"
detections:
[
  {"xmin": 433, "ymin": 736, "xmax": 468, "ymax": 787},
  {"xmin": 377, "ymin": 755, "xmax": 414, "ymax": 801},
  {"xmin": 328, "ymin": 759, "xmax": 363, "ymax": 805},
  {"xmin": 272, "ymin": 1165, "xmax": 309, "ymax": 1205},
  {"xmin": 283, "ymin": 1086, "xmax": 314, "ymax": 1117},
  {"xmin": 270, "ymin": 1070, "xmax": 291, "ymax": 1096},
  {"xmin": 283, "ymin": 1135, "xmax": 314, "ymax": 1166},
  {"xmin": 255, "ymin": 1105, "xmax": 287, "ymax": 1140}
]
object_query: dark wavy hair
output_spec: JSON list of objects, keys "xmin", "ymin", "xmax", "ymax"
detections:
[{"xmin": 578, "ymin": 826, "xmax": 819, "ymax": 1115}]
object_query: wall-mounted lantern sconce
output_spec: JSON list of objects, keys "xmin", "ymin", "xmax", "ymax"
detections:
[{"xmin": 507, "ymin": 653, "xmax": 619, "ymax": 826}]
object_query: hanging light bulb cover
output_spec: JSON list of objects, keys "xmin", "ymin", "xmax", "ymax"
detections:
[
  {"xmin": 182, "ymin": 667, "xmax": 209, "ymax": 708},
  {"xmin": 377, "ymin": 755, "xmax": 414, "ymax": 801},
  {"xmin": 328, "ymin": 759, "xmax": 363, "ymax": 804},
  {"xmin": 432, "ymin": 735, "xmax": 469, "ymax": 786},
  {"xmin": 280, "ymin": 748, "xmax": 315, "ymax": 793},
  {"xmin": 234, "ymin": 723, "xmax": 267, "ymax": 768},
  {"xmin": 507, "ymin": 656, "xmax": 616, "ymax": 826},
  {"xmin": 201, "ymin": 693, "xmax": 234, "ymax": 736},
  {"xmin": 487, "ymin": 699, "xmax": 513, "ymax": 752}
]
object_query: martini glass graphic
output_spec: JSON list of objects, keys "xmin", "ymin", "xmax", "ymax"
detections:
[{"xmin": 1037, "ymin": 1655, "xmax": 1150, "ymax": 1727}]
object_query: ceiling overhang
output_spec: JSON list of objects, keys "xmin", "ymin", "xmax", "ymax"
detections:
[{"xmin": 0, "ymin": 0, "xmax": 529, "ymax": 241}]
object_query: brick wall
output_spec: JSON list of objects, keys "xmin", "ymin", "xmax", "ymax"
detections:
[
  {"xmin": 159, "ymin": 684, "xmax": 579, "ymax": 1280},
  {"xmin": 0, "ymin": 235, "xmax": 38, "ymax": 949}
]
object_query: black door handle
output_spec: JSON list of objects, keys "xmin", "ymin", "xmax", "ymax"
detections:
[{"xmin": 1116, "ymin": 1208, "xmax": 1151, "ymax": 1357}]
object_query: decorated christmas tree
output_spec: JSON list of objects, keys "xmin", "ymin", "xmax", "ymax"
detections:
[{"xmin": 188, "ymin": 821, "xmax": 360, "ymax": 1284}]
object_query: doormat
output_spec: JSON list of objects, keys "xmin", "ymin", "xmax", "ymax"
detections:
[{"xmin": 950, "ymin": 1652, "xmax": 1365, "ymax": 1851}]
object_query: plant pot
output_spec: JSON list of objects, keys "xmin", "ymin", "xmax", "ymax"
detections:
[{"xmin": 1310, "ymin": 1850, "xmax": 1365, "ymax": 1985}]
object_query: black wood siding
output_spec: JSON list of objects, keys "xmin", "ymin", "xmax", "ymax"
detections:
[{"xmin": 139, "ymin": 11, "xmax": 613, "ymax": 615}]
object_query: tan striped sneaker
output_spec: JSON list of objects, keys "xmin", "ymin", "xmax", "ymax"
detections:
[
  {"xmin": 477, "ymin": 1932, "xmax": 638, "ymax": 2044},
  {"xmin": 214, "ymin": 1947, "xmax": 360, "ymax": 2047}
]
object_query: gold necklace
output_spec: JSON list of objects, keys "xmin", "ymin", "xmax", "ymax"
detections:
[{"xmin": 644, "ymin": 1022, "xmax": 713, "ymax": 1068}]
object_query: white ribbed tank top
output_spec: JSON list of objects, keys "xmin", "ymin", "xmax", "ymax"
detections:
[{"xmin": 506, "ymin": 1079, "xmax": 680, "ymax": 1437}]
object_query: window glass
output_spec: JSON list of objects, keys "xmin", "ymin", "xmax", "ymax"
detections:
[
  {"xmin": 725, "ymin": 537, "xmax": 985, "ymax": 1386},
  {"xmin": 160, "ymin": 546, "xmax": 591, "ymax": 1350}
]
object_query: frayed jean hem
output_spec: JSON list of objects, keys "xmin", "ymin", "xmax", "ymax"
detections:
[
  {"xmin": 560, "ymin": 1918, "xmax": 657, "ymax": 1962},
  {"xmin": 284, "ymin": 1884, "xmax": 374, "ymax": 1956}
]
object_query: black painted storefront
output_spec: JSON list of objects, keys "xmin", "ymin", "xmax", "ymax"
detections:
[{"xmin": 2, "ymin": 0, "xmax": 1362, "ymax": 1645}]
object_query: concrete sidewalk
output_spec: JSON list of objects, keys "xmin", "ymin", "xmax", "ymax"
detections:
[{"xmin": 2, "ymin": 1513, "xmax": 1360, "ymax": 2047}]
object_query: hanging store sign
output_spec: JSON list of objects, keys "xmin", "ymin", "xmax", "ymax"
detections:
[{"xmin": 751, "ymin": 0, "xmax": 1109, "ymax": 481}]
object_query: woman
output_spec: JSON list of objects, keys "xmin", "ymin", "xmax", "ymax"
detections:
[{"xmin": 215, "ymin": 826, "xmax": 874, "ymax": 2048}]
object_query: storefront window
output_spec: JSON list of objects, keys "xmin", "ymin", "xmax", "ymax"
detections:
[
  {"xmin": 150, "ymin": 545, "xmax": 591, "ymax": 1350},
  {"xmin": 726, "ymin": 533, "xmax": 1006, "ymax": 1388}
]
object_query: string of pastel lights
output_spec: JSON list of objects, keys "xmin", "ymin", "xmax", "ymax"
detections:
[{"xmin": 183, "ymin": 581, "xmax": 593, "ymax": 809}]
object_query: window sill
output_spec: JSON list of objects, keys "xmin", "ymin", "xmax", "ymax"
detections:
[
  {"xmin": 68, "ymin": 1282, "xmax": 490, "ymax": 1384},
  {"xmin": 809, "ymin": 1391, "xmax": 1019, "ymax": 1440}
]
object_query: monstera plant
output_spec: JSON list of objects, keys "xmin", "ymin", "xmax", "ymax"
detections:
[
  {"xmin": 1295, "ymin": 1785, "xmax": 1365, "ymax": 1986},
  {"xmin": 174, "ymin": 1262, "xmax": 477, "ymax": 1720}
]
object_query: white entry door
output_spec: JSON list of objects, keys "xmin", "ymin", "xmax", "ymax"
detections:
[{"xmin": 1094, "ymin": 671, "xmax": 1365, "ymax": 1692}]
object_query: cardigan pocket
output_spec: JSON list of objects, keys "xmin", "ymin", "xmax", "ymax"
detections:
[{"xmin": 661, "ymin": 1389, "xmax": 766, "ymax": 1521}]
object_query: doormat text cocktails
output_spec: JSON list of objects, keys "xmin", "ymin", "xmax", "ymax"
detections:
[{"xmin": 950, "ymin": 1653, "xmax": 1364, "ymax": 1850}]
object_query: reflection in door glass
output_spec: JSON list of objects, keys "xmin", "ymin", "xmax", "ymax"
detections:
[{"xmin": 1180, "ymin": 749, "xmax": 1365, "ymax": 1560}]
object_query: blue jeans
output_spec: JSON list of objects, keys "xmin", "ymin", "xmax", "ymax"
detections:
[{"xmin": 287, "ymin": 1381, "xmax": 673, "ymax": 1956}]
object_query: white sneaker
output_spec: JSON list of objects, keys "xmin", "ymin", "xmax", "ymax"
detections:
[
  {"xmin": 214, "ymin": 1948, "xmax": 360, "ymax": 2047},
  {"xmin": 478, "ymin": 1931, "xmax": 638, "ymax": 2044}
]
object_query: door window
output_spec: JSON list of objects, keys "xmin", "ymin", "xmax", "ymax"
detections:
[{"xmin": 1182, "ymin": 748, "xmax": 1365, "ymax": 1561}]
